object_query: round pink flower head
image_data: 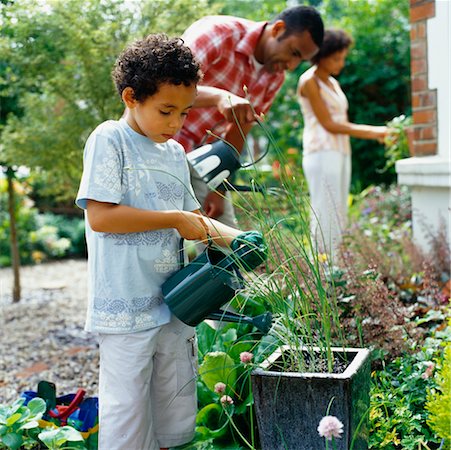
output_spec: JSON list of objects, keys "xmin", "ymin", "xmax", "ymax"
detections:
[
  {"xmin": 421, "ymin": 362, "xmax": 435, "ymax": 379},
  {"xmin": 214, "ymin": 382, "xmax": 226, "ymax": 394},
  {"xmin": 240, "ymin": 351, "xmax": 254, "ymax": 364},
  {"xmin": 220, "ymin": 395, "xmax": 234, "ymax": 406},
  {"xmin": 317, "ymin": 415, "xmax": 344, "ymax": 440}
]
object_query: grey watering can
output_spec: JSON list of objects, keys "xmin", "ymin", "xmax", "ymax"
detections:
[
  {"xmin": 162, "ymin": 238, "xmax": 272, "ymax": 334},
  {"xmin": 187, "ymin": 140, "xmax": 242, "ymax": 190},
  {"xmin": 187, "ymin": 119, "xmax": 272, "ymax": 191}
]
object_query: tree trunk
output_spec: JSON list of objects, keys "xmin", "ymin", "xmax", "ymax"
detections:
[{"xmin": 6, "ymin": 166, "xmax": 21, "ymax": 302}]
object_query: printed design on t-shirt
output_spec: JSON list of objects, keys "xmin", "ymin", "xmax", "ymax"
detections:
[
  {"xmin": 92, "ymin": 295, "xmax": 164, "ymax": 330},
  {"xmin": 93, "ymin": 295, "xmax": 163, "ymax": 313},
  {"xmin": 156, "ymin": 182, "xmax": 184, "ymax": 201},
  {"xmin": 100, "ymin": 229, "xmax": 172, "ymax": 247},
  {"xmin": 154, "ymin": 249, "xmax": 179, "ymax": 273},
  {"xmin": 93, "ymin": 143, "xmax": 122, "ymax": 198}
]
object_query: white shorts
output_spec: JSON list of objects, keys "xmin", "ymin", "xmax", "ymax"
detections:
[{"xmin": 98, "ymin": 315, "xmax": 197, "ymax": 450}]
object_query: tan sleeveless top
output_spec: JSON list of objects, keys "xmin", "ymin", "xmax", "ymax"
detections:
[{"xmin": 297, "ymin": 66, "xmax": 351, "ymax": 156}]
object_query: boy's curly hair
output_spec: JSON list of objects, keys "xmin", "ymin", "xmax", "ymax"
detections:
[{"xmin": 112, "ymin": 34, "xmax": 202, "ymax": 102}]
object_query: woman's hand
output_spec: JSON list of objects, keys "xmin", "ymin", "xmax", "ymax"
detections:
[{"xmin": 370, "ymin": 125, "xmax": 389, "ymax": 143}]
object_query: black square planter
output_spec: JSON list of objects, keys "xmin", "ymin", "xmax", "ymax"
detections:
[{"xmin": 251, "ymin": 346, "xmax": 371, "ymax": 450}]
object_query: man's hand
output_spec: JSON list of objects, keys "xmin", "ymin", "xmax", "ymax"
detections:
[
  {"xmin": 217, "ymin": 92, "xmax": 256, "ymax": 125},
  {"xmin": 203, "ymin": 191, "xmax": 225, "ymax": 219}
]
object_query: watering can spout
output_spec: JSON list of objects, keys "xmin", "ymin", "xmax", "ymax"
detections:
[{"xmin": 206, "ymin": 311, "xmax": 273, "ymax": 335}]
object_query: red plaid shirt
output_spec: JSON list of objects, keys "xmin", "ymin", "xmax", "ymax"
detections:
[{"xmin": 176, "ymin": 16, "xmax": 285, "ymax": 152}]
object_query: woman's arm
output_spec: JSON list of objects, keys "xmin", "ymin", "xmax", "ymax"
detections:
[{"xmin": 300, "ymin": 77, "xmax": 387, "ymax": 141}]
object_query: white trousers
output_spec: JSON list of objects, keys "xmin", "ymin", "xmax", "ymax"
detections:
[
  {"xmin": 98, "ymin": 316, "xmax": 197, "ymax": 450},
  {"xmin": 302, "ymin": 150, "xmax": 351, "ymax": 255}
]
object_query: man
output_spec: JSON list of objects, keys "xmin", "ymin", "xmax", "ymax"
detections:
[{"xmin": 176, "ymin": 5, "xmax": 324, "ymax": 226}]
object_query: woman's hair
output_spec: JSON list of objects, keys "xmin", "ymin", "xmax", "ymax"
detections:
[
  {"xmin": 112, "ymin": 33, "xmax": 202, "ymax": 102},
  {"xmin": 311, "ymin": 29, "xmax": 353, "ymax": 65}
]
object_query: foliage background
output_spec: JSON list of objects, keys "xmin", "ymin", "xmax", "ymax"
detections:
[{"xmin": 0, "ymin": 0, "xmax": 410, "ymax": 205}]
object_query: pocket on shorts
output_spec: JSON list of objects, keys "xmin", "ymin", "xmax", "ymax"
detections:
[{"xmin": 176, "ymin": 333, "xmax": 198, "ymax": 397}]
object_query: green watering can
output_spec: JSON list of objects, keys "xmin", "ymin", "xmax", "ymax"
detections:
[{"xmin": 162, "ymin": 240, "xmax": 272, "ymax": 334}]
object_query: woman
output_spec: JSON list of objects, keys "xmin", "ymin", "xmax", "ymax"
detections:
[{"xmin": 297, "ymin": 29, "xmax": 388, "ymax": 255}]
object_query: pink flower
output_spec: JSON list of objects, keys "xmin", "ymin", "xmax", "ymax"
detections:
[
  {"xmin": 220, "ymin": 395, "xmax": 234, "ymax": 405},
  {"xmin": 317, "ymin": 416, "xmax": 344, "ymax": 440},
  {"xmin": 240, "ymin": 351, "xmax": 254, "ymax": 364},
  {"xmin": 214, "ymin": 382, "xmax": 226, "ymax": 394},
  {"xmin": 421, "ymin": 362, "xmax": 435, "ymax": 379}
]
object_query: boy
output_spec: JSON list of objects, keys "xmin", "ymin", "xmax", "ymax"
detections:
[{"xmin": 76, "ymin": 34, "xmax": 249, "ymax": 450}]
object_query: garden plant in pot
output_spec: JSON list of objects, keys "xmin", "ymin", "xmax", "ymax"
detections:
[{"xmin": 227, "ymin": 118, "xmax": 371, "ymax": 449}]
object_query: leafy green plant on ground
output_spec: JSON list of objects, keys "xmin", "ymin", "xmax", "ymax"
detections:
[
  {"xmin": 426, "ymin": 342, "xmax": 451, "ymax": 447},
  {"xmin": 0, "ymin": 397, "xmax": 45, "ymax": 450},
  {"xmin": 0, "ymin": 397, "xmax": 88, "ymax": 450},
  {"xmin": 0, "ymin": 177, "xmax": 85, "ymax": 267},
  {"xmin": 38, "ymin": 426, "xmax": 86, "ymax": 450},
  {"xmin": 372, "ymin": 317, "xmax": 451, "ymax": 449},
  {"xmin": 176, "ymin": 316, "xmax": 266, "ymax": 449}
]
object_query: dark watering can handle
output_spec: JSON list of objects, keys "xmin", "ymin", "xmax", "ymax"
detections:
[
  {"xmin": 178, "ymin": 238, "xmax": 185, "ymax": 269},
  {"xmin": 177, "ymin": 235, "xmax": 214, "ymax": 269}
]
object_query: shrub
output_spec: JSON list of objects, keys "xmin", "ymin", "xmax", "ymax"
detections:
[
  {"xmin": 0, "ymin": 177, "xmax": 86, "ymax": 267},
  {"xmin": 426, "ymin": 342, "xmax": 451, "ymax": 446}
]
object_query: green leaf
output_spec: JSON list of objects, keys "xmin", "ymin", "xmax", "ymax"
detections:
[
  {"xmin": 19, "ymin": 419, "xmax": 39, "ymax": 430},
  {"xmin": 5, "ymin": 413, "xmax": 21, "ymax": 427},
  {"xmin": 27, "ymin": 397, "xmax": 46, "ymax": 418},
  {"xmin": 199, "ymin": 352, "xmax": 237, "ymax": 392},
  {"xmin": 2, "ymin": 432, "xmax": 23, "ymax": 450},
  {"xmin": 16, "ymin": 408, "xmax": 30, "ymax": 423},
  {"xmin": 39, "ymin": 425, "xmax": 85, "ymax": 448},
  {"xmin": 8, "ymin": 399, "xmax": 24, "ymax": 416}
]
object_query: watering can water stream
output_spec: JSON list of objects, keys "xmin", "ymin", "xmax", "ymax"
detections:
[{"xmin": 162, "ymin": 239, "xmax": 273, "ymax": 334}]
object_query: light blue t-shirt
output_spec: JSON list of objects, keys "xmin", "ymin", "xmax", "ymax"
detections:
[{"xmin": 76, "ymin": 118, "xmax": 200, "ymax": 334}]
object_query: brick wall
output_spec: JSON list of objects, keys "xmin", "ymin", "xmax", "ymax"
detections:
[{"xmin": 410, "ymin": 0, "xmax": 437, "ymax": 156}]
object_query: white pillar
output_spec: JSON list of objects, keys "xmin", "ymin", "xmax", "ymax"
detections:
[{"xmin": 396, "ymin": 0, "xmax": 451, "ymax": 251}]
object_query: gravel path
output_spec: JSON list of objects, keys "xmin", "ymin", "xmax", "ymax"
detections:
[{"xmin": 0, "ymin": 259, "xmax": 99, "ymax": 404}]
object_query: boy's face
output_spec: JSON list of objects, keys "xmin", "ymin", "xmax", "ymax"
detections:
[{"xmin": 124, "ymin": 82, "xmax": 197, "ymax": 143}]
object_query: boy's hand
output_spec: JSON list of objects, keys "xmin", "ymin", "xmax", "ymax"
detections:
[
  {"xmin": 175, "ymin": 211, "xmax": 209, "ymax": 241},
  {"xmin": 231, "ymin": 230, "xmax": 268, "ymax": 271}
]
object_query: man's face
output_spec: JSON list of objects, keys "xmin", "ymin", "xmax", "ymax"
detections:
[
  {"xmin": 262, "ymin": 24, "xmax": 319, "ymax": 73},
  {"xmin": 126, "ymin": 83, "xmax": 197, "ymax": 143}
]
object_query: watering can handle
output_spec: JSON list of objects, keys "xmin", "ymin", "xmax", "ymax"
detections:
[
  {"xmin": 177, "ymin": 235, "xmax": 214, "ymax": 269},
  {"xmin": 178, "ymin": 238, "xmax": 185, "ymax": 269}
]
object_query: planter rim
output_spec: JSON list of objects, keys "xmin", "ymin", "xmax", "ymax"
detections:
[{"xmin": 251, "ymin": 345, "xmax": 370, "ymax": 380}]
